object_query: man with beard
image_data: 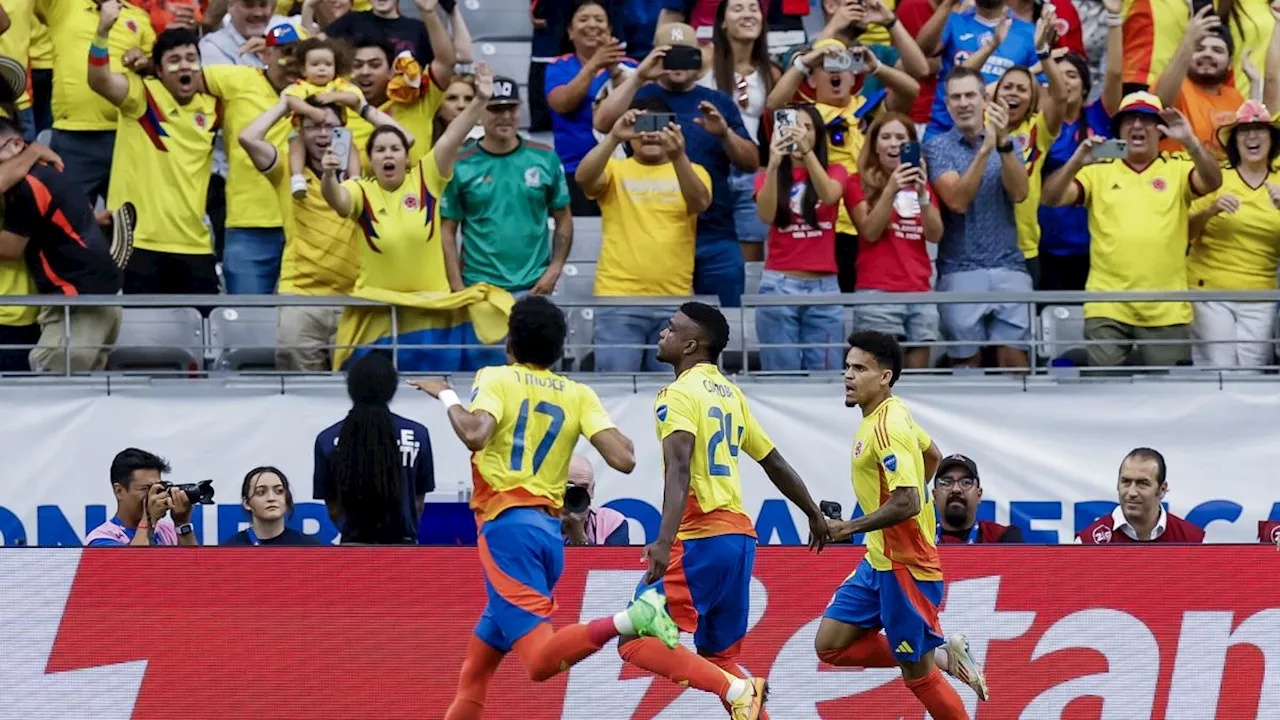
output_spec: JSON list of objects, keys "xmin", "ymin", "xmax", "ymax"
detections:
[
  {"xmin": 932, "ymin": 454, "xmax": 1023, "ymax": 544},
  {"xmin": 593, "ymin": 22, "xmax": 758, "ymax": 308},
  {"xmin": 89, "ymin": 2, "xmax": 220, "ymax": 293},
  {"xmin": 1042, "ymin": 92, "xmax": 1221, "ymax": 369},
  {"xmin": 920, "ymin": 0, "xmax": 1038, "ymax": 138},
  {"xmin": 1153, "ymin": 5, "xmax": 1247, "ymax": 157}
]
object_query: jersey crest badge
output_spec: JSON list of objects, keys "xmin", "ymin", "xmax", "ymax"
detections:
[
  {"xmin": 656, "ymin": 404, "xmax": 668, "ymax": 422},
  {"xmin": 882, "ymin": 453, "xmax": 897, "ymax": 472},
  {"xmin": 524, "ymin": 167, "xmax": 541, "ymax": 187},
  {"xmin": 403, "ymin": 195, "xmax": 419, "ymax": 210},
  {"xmin": 1151, "ymin": 177, "xmax": 1167, "ymax": 192}
]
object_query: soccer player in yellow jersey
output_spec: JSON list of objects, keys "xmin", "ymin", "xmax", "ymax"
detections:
[
  {"xmin": 409, "ymin": 296, "xmax": 680, "ymax": 720},
  {"xmin": 817, "ymin": 331, "xmax": 988, "ymax": 719},
  {"xmin": 617, "ymin": 302, "xmax": 830, "ymax": 720}
]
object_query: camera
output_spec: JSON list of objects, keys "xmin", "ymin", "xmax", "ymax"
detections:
[
  {"xmin": 564, "ymin": 485, "xmax": 591, "ymax": 515},
  {"xmin": 159, "ymin": 479, "xmax": 216, "ymax": 505},
  {"xmin": 819, "ymin": 500, "xmax": 843, "ymax": 520}
]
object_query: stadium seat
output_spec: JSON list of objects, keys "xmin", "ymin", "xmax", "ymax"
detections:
[
  {"xmin": 720, "ymin": 307, "xmax": 760, "ymax": 373},
  {"xmin": 457, "ymin": 0, "xmax": 532, "ymax": 41},
  {"xmin": 208, "ymin": 307, "xmax": 279, "ymax": 371},
  {"xmin": 564, "ymin": 307, "xmax": 594, "ymax": 371},
  {"xmin": 1041, "ymin": 305, "xmax": 1087, "ymax": 364},
  {"xmin": 106, "ymin": 308, "xmax": 205, "ymax": 373},
  {"xmin": 558, "ymin": 261, "xmax": 596, "ymax": 298},
  {"xmin": 744, "ymin": 261, "xmax": 764, "ymax": 295},
  {"xmin": 569, "ymin": 216, "xmax": 602, "ymax": 262}
]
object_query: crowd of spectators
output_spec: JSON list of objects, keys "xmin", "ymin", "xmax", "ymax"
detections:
[{"xmin": 0, "ymin": 0, "xmax": 1276, "ymax": 375}]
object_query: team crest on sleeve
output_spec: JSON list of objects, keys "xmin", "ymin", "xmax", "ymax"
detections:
[
  {"xmin": 1092, "ymin": 526, "xmax": 1112, "ymax": 544},
  {"xmin": 469, "ymin": 386, "xmax": 479, "ymax": 404},
  {"xmin": 853, "ymin": 439, "xmax": 864, "ymax": 458},
  {"xmin": 656, "ymin": 404, "xmax": 668, "ymax": 422},
  {"xmin": 882, "ymin": 453, "xmax": 897, "ymax": 472}
]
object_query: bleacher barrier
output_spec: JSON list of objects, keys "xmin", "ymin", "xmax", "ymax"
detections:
[
  {"xmin": 3, "ymin": 289, "xmax": 1280, "ymax": 375},
  {"xmin": 2, "ymin": 547, "xmax": 1276, "ymax": 718}
]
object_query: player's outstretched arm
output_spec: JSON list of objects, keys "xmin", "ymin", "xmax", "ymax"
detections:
[
  {"xmin": 643, "ymin": 431, "xmax": 695, "ymax": 584},
  {"xmin": 829, "ymin": 487, "xmax": 921, "ymax": 542},
  {"xmin": 923, "ymin": 441, "xmax": 942, "ymax": 485},
  {"xmin": 408, "ymin": 378, "xmax": 496, "ymax": 451},
  {"xmin": 758, "ymin": 450, "xmax": 831, "ymax": 552},
  {"xmin": 588, "ymin": 428, "xmax": 636, "ymax": 474}
]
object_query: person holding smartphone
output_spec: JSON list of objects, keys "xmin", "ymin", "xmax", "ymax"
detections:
[{"xmin": 753, "ymin": 104, "xmax": 848, "ymax": 371}]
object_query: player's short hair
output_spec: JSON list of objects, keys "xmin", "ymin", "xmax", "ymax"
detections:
[
  {"xmin": 508, "ymin": 295, "xmax": 566, "ymax": 367},
  {"xmin": 109, "ymin": 448, "xmax": 171, "ymax": 489},
  {"xmin": 679, "ymin": 301, "xmax": 730, "ymax": 361},
  {"xmin": 846, "ymin": 330, "xmax": 904, "ymax": 386},
  {"xmin": 152, "ymin": 28, "xmax": 200, "ymax": 70},
  {"xmin": 1123, "ymin": 447, "xmax": 1167, "ymax": 485},
  {"xmin": 240, "ymin": 465, "xmax": 295, "ymax": 514}
]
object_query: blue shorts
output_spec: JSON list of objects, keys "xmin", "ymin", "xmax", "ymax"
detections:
[
  {"xmin": 823, "ymin": 558, "xmax": 945, "ymax": 663},
  {"xmin": 475, "ymin": 507, "xmax": 564, "ymax": 652},
  {"xmin": 633, "ymin": 534, "xmax": 755, "ymax": 657}
]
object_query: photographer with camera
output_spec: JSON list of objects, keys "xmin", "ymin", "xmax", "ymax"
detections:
[
  {"xmin": 562, "ymin": 455, "xmax": 630, "ymax": 546},
  {"xmin": 86, "ymin": 448, "xmax": 209, "ymax": 547}
]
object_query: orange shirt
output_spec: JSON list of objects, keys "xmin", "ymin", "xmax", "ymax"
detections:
[{"xmin": 1161, "ymin": 78, "xmax": 1244, "ymax": 157}]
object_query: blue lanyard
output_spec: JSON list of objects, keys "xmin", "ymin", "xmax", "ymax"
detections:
[
  {"xmin": 246, "ymin": 527, "xmax": 261, "ymax": 546},
  {"xmin": 937, "ymin": 523, "xmax": 979, "ymax": 544}
]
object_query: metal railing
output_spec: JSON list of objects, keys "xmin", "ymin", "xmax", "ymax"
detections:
[{"xmin": 0, "ymin": 289, "xmax": 1277, "ymax": 378}]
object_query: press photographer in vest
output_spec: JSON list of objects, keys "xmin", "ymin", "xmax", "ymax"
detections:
[
  {"xmin": 223, "ymin": 466, "xmax": 325, "ymax": 546},
  {"xmin": 86, "ymin": 448, "xmax": 201, "ymax": 547}
]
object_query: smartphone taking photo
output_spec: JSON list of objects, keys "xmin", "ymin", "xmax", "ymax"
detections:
[
  {"xmin": 1090, "ymin": 138, "xmax": 1128, "ymax": 159},
  {"xmin": 635, "ymin": 112, "xmax": 676, "ymax": 133},
  {"xmin": 773, "ymin": 108, "xmax": 798, "ymax": 152},
  {"xmin": 899, "ymin": 141, "xmax": 921, "ymax": 169},
  {"xmin": 330, "ymin": 127, "xmax": 352, "ymax": 171}
]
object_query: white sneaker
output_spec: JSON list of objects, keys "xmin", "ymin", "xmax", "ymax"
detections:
[
  {"xmin": 290, "ymin": 173, "xmax": 307, "ymax": 198},
  {"xmin": 944, "ymin": 634, "xmax": 989, "ymax": 701}
]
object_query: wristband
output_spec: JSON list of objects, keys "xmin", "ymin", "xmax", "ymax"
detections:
[
  {"xmin": 791, "ymin": 53, "xmax": 812, "ymax": 77},
  {"xmin": 883, "ymin": 16, "xmax": 897, "ymax": 30},
  {"xmin": 439, "ymin": 389, "xmax": 462, "ymax": 409},
  {"xmin": 89, "ymin": 36, "xmax": 110, "ymax": 66},
  {"xmin": 1037, "ymin": 48, "xmax": 1051, "ymax": 60},
  {"xmin": 1106, "ymin": 12, "xmax": 1123, "ymax": 27}
]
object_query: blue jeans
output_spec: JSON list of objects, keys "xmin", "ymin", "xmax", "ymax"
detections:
[
  {"xmin": 49, "ymin": 129, "xmax": 114, "ymax": 204},
  {"xmin": 730, "ymin": 170, "xmax": 768, "ymax": 245},
  {"xmin": 16, "ymin": 108, "xmax": 36, "ymax": 142},
  {"xmin": 755, "ymin": 271, "xmax": 845, "ymax": 371},
  {"xmin": 695, "ymin": 242, "xmax": 745, "ymax": 308},
  {"xmin": 223, "ymin": 227, "xmax": 285, "ymax": 294},
  {"xmin": 593, "ymin": 305, "xmax": 675, "ymax": 372}
]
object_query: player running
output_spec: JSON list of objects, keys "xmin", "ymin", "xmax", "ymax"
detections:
[
  {"xmin": 411, "ymin": 296, "xmax": 681, "ymax": 720},
  {"xmin": 618, "ymin": 302, "xmax": 832, "ymax": 720},
  {"xmin": 816, "ymin": 330, "xmax": 988, "ymax": 719}
]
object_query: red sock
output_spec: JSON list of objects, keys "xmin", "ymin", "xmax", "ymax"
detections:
[
  {"xmin": 512, "ymin": 622, "xmax": 610, "ymax": 682},
  {"xmin": 617, "ymin": 636, "xmax": 732, "ymax": 697},
  {"xmin": 444, "ymin": 636, "xmax": 505, "ymax": 720},
  {"xmin": 905, "ymin": 668, "xmax": 969, "ymax": 720},
  {"xmin": 817, "ymin": 633, "xmax": 898, "ymax": 668}
]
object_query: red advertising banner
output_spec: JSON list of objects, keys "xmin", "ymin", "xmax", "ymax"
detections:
[{"xmin": 6, "ymin": 547, "xmax": 1277, "ymax": 719}]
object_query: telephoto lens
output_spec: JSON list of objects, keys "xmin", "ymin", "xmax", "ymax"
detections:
[
  {"xmin": 564, "ymin": 485, "xmax": 591, "ymax": 515},
  {"xmin": 161, "ymin": 479, "xmax": 217, "ymax": 505}
]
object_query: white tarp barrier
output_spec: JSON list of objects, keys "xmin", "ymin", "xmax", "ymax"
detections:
[{"xmin": 0, "ymin": 379, "xmax": 1275, "ymax": 545}]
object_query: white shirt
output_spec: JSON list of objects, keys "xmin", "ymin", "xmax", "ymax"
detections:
[
  {"xmin": 697, "ymin": 68, "xmax": 765, "ymax": 143},
  {"xmin": 1112, "ymin": 505, "xmax": 1169, "ymax": 542}
]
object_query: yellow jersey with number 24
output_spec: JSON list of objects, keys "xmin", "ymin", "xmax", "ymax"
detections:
[
  {"xmin": 469, "ymin": 363, "xmax": 616, "ymax": 522},
  {"xmin": 655, "ymin": 363, "xmax": 775, "ymax": 541}
]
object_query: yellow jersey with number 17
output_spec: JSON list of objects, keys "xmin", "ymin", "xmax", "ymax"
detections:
[
  {"xmin": 851, "ymin": 395, "xmax": 941, "ymax": 581},
  {"xmin": 654, "ymin": 363, "xmax": 774, "ymax": 541},
  {"xmin": 469, "ymin": 363, "xmax": 616, "ymax": 522}
]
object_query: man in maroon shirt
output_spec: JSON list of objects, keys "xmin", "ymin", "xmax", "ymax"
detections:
[
  {"xmin": 1077, "ymin": 447, "xmax": 1205, "ymax": 544},
  {"xmin": 933, "ymin": 453, "xmax": 1024, "ymax": 543}
]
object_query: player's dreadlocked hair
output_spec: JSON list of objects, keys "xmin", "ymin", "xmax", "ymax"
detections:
[{"xmin": 328, "ymin": 352, "xmax": 407, "ymax": 543}]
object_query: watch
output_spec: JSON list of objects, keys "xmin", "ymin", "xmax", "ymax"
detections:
[
  {"xmin": 177, "ymin": 522, "xmax": 194, "ymax": 536},
  {"xmin": 996, "ymin": 140, "xmax": 1015, "ymax": 153}
]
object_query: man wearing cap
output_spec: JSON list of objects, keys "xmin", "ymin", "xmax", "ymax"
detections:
[
  {"xmin": 593, "ymin": 22, "xmax": 759, "ymax": 308},
  {"xmin": 1043, "ymin": 92, "xmax": 1222, "ymax": 369},
  {"xmin": 1077, "ymin": 447, "xmax": 1205, "ymax": 544},
  {"xmin": 200, "ymin": 22, "xmax": 304, "ymax": 294},
  {"xmin": 933, "ymin": 454, "xmax": 1023, "ymax": 544},
  {"xmin": 441, "ymin": 75, "xmax": 572, "ymax": 303}
]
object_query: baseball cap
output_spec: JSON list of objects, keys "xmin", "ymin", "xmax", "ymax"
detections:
[
  {"xmin": 488, "ymin": 76, "xmax": 521, "ymax": 107},
  {"xmin": 655, "ymin": 22, "xmax": 698, "ymax": 48},
  {"xmin": 1110, "ymin": 91, "xmax": 1165, "ymax": 137},
  {"xmin": 936, "ymin": 454, "xmax": 980, "ymax": 483},
  {"xmin": 264, "ymin": 21, "xmax": 305, "ymax": 47}
]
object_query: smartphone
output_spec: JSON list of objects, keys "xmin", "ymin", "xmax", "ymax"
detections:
[
  {"xmin": 1032, "ymin": 0, "xmax": 1044, "ymax": 22},
  {"xmin": 635, "ymin": 112, "xmax": 676, "ymax": 133},
  {"xmin": 773, "ymin": 109, "xmax": 797, "ymax": 152},
  {"xmin": 330, "ymin": 127, "xmax": 352, "ymax": 170},
  {"xmin": 1191, "ymin": 0, "xmax": 1215, "ymax": 14},
  {"xmin": 1091, "ymin": 138, "xmax": 1128, "ymax": 159},
  {"xmin": 662, "ymin": 45, "xmax": 703, "ymax": 71},
  {"xmin": 823, "ymin": 49, "xmax": 868, "ymax": 73},
  {"xmin": 819, "ymin": 501, "xmax": 843, "ymax": 521},
  {"xmin": 899, "ymin": 141, "xmax": 921, "ymax": 168}
]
